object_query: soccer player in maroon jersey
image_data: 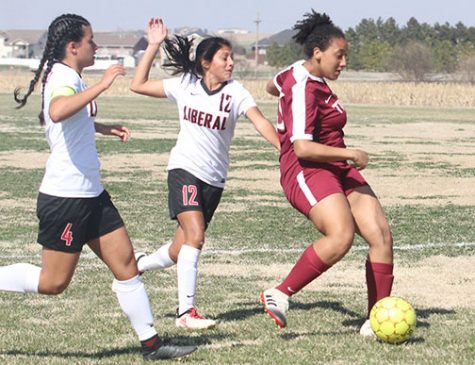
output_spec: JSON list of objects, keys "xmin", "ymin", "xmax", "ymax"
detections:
[
  {"xmin": 260, "ymin": 10, "xmax": 394, "ymax": 337},
  {"xmin": 130, "ymin": 17, "xmax": 280, "ymax": 330}
]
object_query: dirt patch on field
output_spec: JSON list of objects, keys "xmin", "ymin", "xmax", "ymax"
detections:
[
  {"xmin": 0, "ymin": 151, "xmax": 47, "ymax": 169},
  {"xmin": 200, "ymin": 255, "xmax": 475, "ymax": 310},
  {"xmin": 0, "ymin": 197, "xmax": 35, "ymax": 209}
]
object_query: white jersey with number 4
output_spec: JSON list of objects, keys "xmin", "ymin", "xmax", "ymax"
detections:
[
  {"xmin": 39, "ymin": 62, "xmax": 103, "ymax": 197},
  {"xmin": 163, "ymin": 73, "xmax": 256, "ymax": 188}
]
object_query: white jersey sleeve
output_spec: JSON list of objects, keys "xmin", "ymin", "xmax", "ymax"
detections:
[
  {"xmin": 47, "ymin": 66, "xmax": 82, "ymax": 97},
  {"xmin": 233, "ymin": 82, "xmax": 257, "ymax": 117},
  {"xmin": 163, "ymin": 74, "xmax": 190, "ymax": 102}
]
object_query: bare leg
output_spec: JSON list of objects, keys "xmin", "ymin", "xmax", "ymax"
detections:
[
  {"xmin": 39, "ymin": 248, "xmax": 80, "ymax": 294},
  {"xmin": 0, "ymin": 248, "xmax": 79, "ymax": 295},
  {"xmin": 275, "ymin": 193, "xmax": 356, "ymax": 296},
  {"xmin": 348, "ymin": 185, "xmax": 394, "ymax": 317}
]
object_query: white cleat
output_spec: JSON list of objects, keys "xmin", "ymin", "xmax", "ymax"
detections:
[
  {"xmin": 359, "ymin": 319, "xmax": 376, "ymax": 338},
  {"xmin": 176, "ymin": 308, "xmax": 216, "ymax": 330},
  {"xmin": 260, "ymin": 288, "xmax": 289, "ymax": 328}
]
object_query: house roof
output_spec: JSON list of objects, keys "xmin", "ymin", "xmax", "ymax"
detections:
[
  {"xmin": 1, "ymin": 30, "xmax": 45, "ymax": 45},
  {"xmin": 93, "ymin": 31, "xmax": 146, "ymax": 48},
  {"xmin": 174, "ymin": 27, "xmax": 210, "ymax": 38}
]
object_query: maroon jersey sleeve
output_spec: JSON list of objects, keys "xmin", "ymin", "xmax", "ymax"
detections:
[{"xmin": 276, "ymin": 66, "xmax": 319, "ymax": 144}]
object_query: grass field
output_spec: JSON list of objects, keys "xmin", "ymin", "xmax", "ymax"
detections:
[{"xmin": 0, "ymin": 93, "xmax": 474, "ymax": 364}]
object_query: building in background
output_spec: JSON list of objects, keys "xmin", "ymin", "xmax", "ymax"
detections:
[
  {"xmin": 0, "ymin": 26, "xmax": 285, "ymax": 68},
  {"xmin": 0, "ymin": 30, "xmax": 46, "ymax": 58}
]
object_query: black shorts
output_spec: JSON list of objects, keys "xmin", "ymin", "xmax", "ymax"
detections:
[
  {"xmin": 37, "ymin": 190, "xmax": 124, "ymax": 253},
  {"xmin": 168, "ymin": 169, "xmax": 223, "ymax": 227}
]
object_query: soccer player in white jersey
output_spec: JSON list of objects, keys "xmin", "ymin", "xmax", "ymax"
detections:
[
  {"xmin": 260, "ymin": 10, "xmax": 394, "ymax": 337},
  {"xmin": 2, "ymin": 14, "xmax": 196, "ymax": 360},
  {"xmin": 130, "ymin": 17, "xmax": 280, "ymax": 329}
]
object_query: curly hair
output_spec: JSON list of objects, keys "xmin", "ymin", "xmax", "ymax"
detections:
[{"xmin": 292, "ymin": 9, "xmax": 345, "ymax": 58}]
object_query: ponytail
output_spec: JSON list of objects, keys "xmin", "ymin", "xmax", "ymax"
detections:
[
  {"xmin": 163, "ymin": 35, "xmax": 232, "ymax": 78},
  {"xmin": 163, "ymin": 35, "xmax": 197, "ymax": 77}
]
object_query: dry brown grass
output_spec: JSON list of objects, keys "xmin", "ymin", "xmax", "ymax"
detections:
[
  {"xmin": 3, "ymin": 68, "xmax": 474, "ymax": 107},
  {"xmin": 242, "ymin": 79, "xmax": 475, "ymax": 107}
]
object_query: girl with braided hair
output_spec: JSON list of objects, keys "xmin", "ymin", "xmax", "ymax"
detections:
[
  {"xmin": 260, "ymin": 10, "xmax": 394, "ymax": 337},
  {"xmin": 130, "ymin": 17, "xmax": 280, "ymax": 330},
  {"xmin": 2, "ymin": 14, "xmax": 196, "ymax": 360}
]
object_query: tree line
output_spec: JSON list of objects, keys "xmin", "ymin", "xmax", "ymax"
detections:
[{"xmin": 266, "ymin": 17, "xmax": 475, "ymax": 82}]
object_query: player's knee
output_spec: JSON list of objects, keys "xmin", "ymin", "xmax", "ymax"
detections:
[
  {"xmin": 337, "ymin": 226, "xmax": 355, "ymax": 247},
  {"xmin": 367, "ymin": 224, "xmax": 393, "ymax": 249},
  {"xmin": 328, "ymin": 229, "xmax": 354, "ymax": 257},
  {"xmin": 185, "ymin": 230, "xmax": 205, "ymax": 247},
  {"xmin": 336, "ymin": 237, "xmax": 354, "ymax": 257},
  {"xmin": 191, "ymin": 239, "xmax": 205, "ymax": 249}
]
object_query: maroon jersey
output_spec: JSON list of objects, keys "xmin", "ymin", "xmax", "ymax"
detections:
[{"xmin": 274, "ymin": 60, "xmax": 348, "ymax": 189}]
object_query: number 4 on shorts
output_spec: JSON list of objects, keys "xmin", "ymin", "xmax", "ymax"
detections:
[{"xmin": 61, "ymin": 223, "xmax": 73, "ymax": 246}]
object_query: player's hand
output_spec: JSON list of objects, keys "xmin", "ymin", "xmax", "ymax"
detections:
[
  {"xmin": 95, "ymin": 123, "xmax": 130, "ymax": 141},
  {"xmin": 100, "ymin": 64, "xmax": 126, "ymax": 90},
  {"xmin": 350, "ymin": 149, "xmax": 369, "ymax": 170},
  {"xmin": 148, "ymin": 17, "xmax": 168, "ymax": 46},
  {"xmin": 109, "ymin": 125, "xmax": 131, "ymax": 142}
]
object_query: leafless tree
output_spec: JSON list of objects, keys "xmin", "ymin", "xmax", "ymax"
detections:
[
  {"xmin": 388, "ymin": 41, "xmax": 434, "ymax": 82},
  {"xmin": 455, "ymin": 54, "xmax": 475, "ymax": 84}
]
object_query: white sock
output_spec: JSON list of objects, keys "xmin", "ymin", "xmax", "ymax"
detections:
[
  {"xmin": 0, "ymin": 263, "xmax": 40, "ymax": 293},
  {"xmin": 112, "ymin": 275, "xmax": 157, "ymax": 341},
  {"xmin": 138, "ymin": 242, "xmax": 175, "ymax": 272},
  {"xmin": 177, "ymin": 244, "xmax": 201, "ymax": 315}
]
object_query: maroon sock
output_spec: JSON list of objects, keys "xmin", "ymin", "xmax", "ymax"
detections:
[
  {"xmin": 276, "ymin": 245, "xmax": 330, "ymax": 296},
  {"xmin": 366, "ymin": 260, "xmax": 394, "ymax": 317}
]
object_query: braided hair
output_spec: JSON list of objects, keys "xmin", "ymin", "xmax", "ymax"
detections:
[
  {"xmin": 292, "ymin": 10, "xmax": 345, "ymax": 58},
  {"xmin": 163, "ymin": 35, "xmax": 232, "ymax": 78},
  {"xmin": 13, "ymin": 14, "xmax": 90, "ymax": 125}
]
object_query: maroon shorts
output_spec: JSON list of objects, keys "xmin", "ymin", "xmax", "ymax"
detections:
[{"xmin": 282, "ymin": 163, "xmax": 368, "ymax": 217}]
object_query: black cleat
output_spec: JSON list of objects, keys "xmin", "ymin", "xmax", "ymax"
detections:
[{"xmin": 142, "ymin": 343, "xmax": 197, "ymax": 360}]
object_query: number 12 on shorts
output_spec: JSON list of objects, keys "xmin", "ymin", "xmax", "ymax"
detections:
[
  {"xmin": 61, "ymin": 223, "xmax": 74, "ymax": 246},
  {"xmin": 182, "ymin": 185, "xmax": 198, "ymax": 206}
]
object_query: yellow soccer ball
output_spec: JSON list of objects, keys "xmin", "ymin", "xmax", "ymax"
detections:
[{"xmin": 369, "ymin": 296, "xmax": 416, "ymax": 344}]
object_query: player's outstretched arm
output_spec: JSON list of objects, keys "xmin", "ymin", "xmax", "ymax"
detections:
[
  {"xmin": 130, "ymin": 17, "xmax": 168, "ymax": 98},
  {"xmin": 49, "ymin": 64, "xmax": 125, "ymax": 123},
  {"xmin": 246, "ymin": 106, "xmax": 280, "ymax": 151}
]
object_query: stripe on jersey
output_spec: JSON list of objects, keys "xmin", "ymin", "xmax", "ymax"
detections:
[
  {"xmin": 290, "ymin": 77, "xmax": 313, "ymax": 143},
  {"xmin": 296, "ymin": 171, "xmax": 317, "ymax": 206}
]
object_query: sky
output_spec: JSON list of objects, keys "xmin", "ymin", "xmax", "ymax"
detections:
[{"xmin": 0, "ymin": 0, "xmax": 473, "ymax": 33}]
